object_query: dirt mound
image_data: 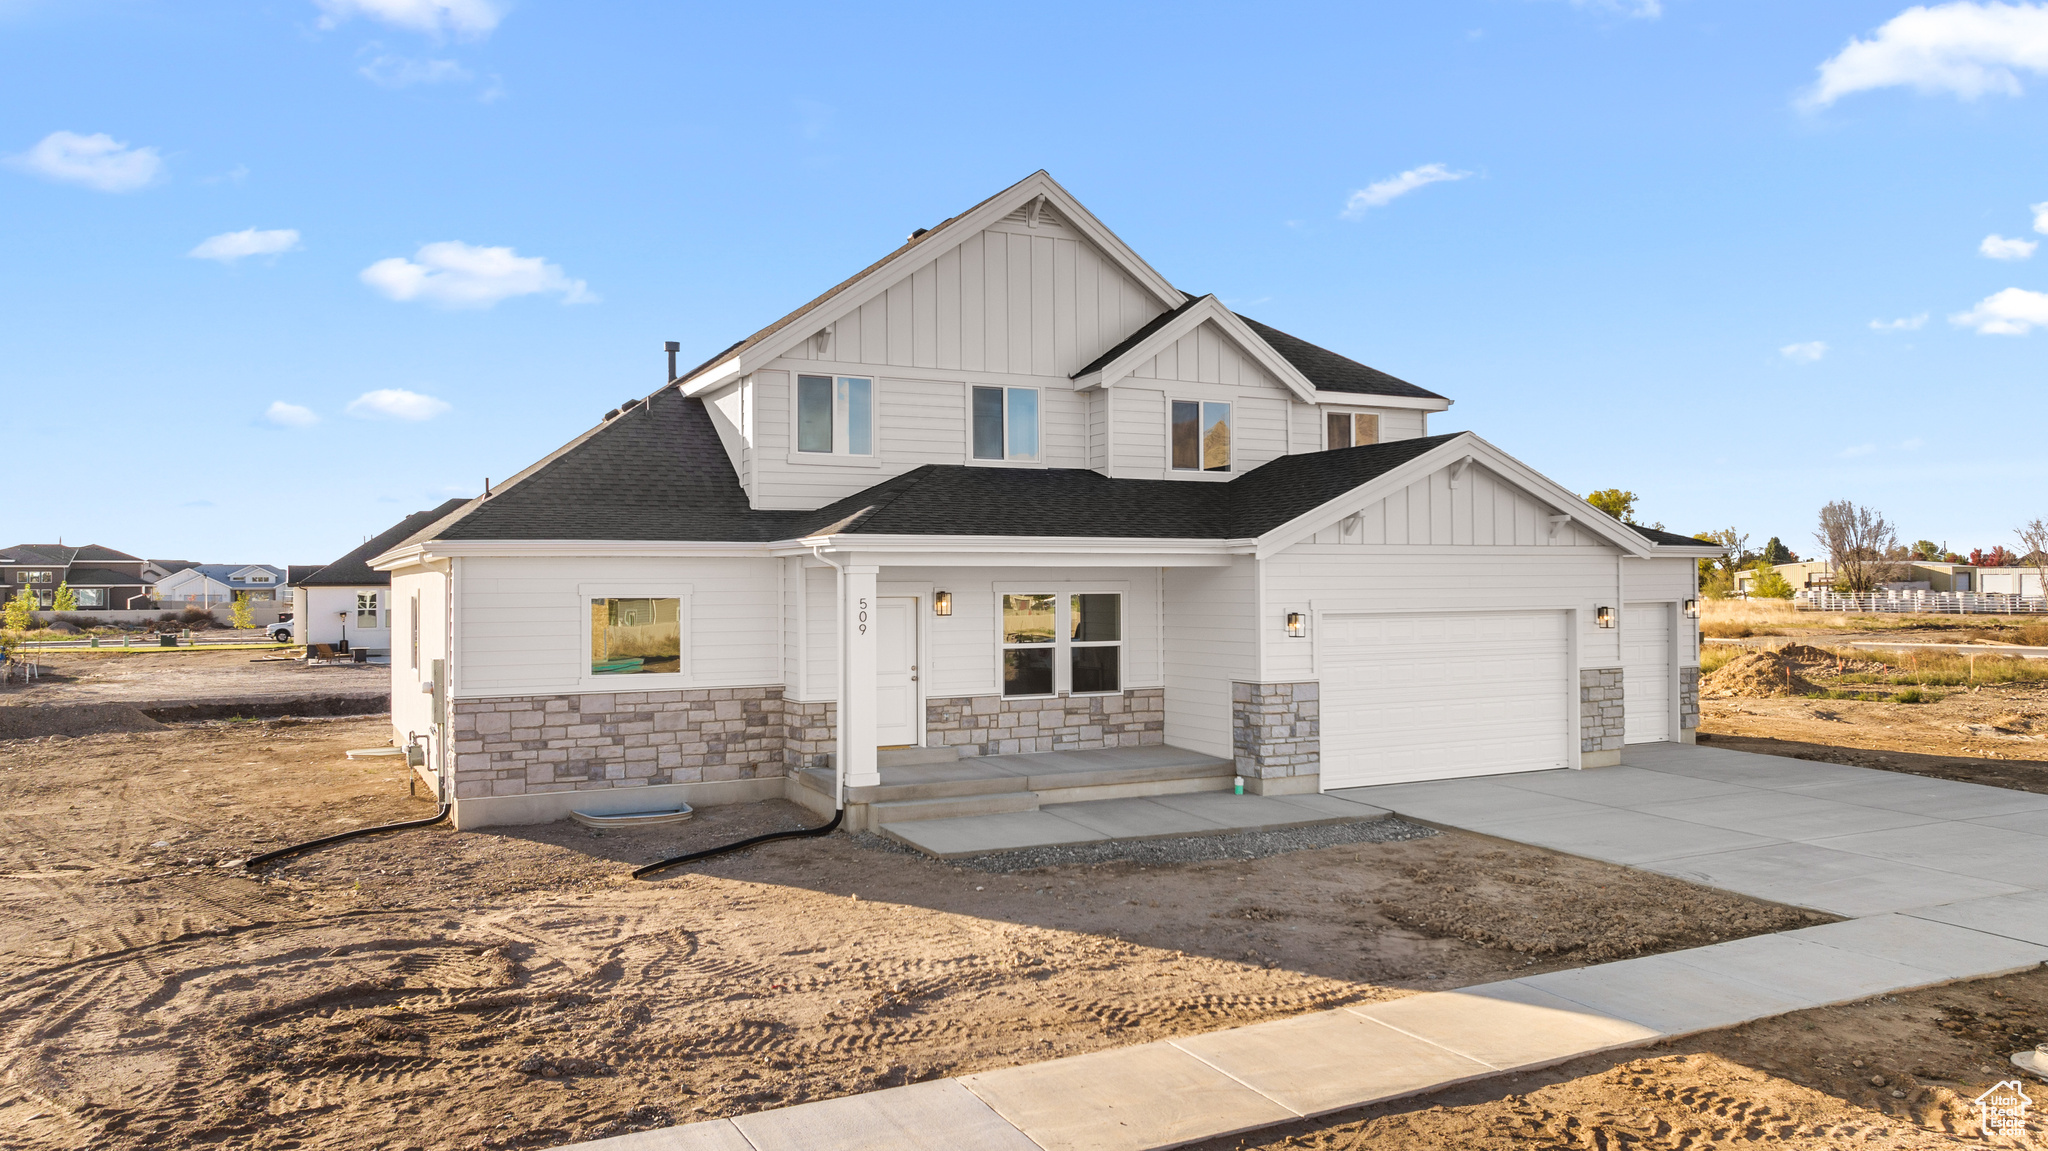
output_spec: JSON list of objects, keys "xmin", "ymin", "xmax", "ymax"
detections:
[
  {"xmin": 1701, "ymin": 650, "xmax": 1822, "ymax": 698},
  {"xmin": 0, "ymin": 702, "xmax": 165, "ymax": 739}
]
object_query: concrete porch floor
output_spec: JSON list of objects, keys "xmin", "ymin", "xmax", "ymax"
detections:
[{"xmin": 880, "ymin": 789, "xmax": 1393, "ymax": 859}]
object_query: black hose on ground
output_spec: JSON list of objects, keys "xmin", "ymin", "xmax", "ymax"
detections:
[
  {"xmin": 241, "ymin": 803, "xmax": 451, "ymax": 870},
  {"xmin": 633, "ymin": 807, "xmax": 844, "ymax": 880}
]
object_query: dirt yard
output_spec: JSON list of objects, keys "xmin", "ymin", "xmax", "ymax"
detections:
[
  {"xmin": 1200, "ymin": 966, "xmax": 2048, "ymax": 1149},
  {"xmin": 0, "ymin": 718, "xmax": 1829, "ymax": 1150},
  {"xmin": 0, "ymin": 647, "xmax": 387, "ymax": 717}
]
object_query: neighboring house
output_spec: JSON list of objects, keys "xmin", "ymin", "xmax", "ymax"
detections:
[
  {"xmin": 369, "ymin": 171, "xmax": 1719, "ymax": 830},
  {"xmin": 142, "ymin": 559, "xmax": 199, "ymax": 586},
  {"xmin": 1739, "ymin": 560, "xmax": 1979, "ymax": 595},
  {"xmin": 291, "ymin": 500, "xmax": 469, "ymax": 653},
  {"xmin": 0, "ymin": 543, "xmax": 154, "ymax": 610},
  {"xmin": 1979, "ymin": 569, "xmax": 2046, "ymax": 598},
  {"xmin": 153, "ymin": 564, "xmax": 289, "ymax": 607}
]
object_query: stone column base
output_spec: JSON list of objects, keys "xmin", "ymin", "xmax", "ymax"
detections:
[
  {"xmin": 1243, "ymin": 773, "xmax": 1321, "ymax": 796},
  {"xmin": 1579, "ymin": 749, "xmax": 1623, "ymax": 769}
]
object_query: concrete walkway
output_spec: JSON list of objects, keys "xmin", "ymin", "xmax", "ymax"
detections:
[
  {"xmin": 883, "ymin": 790, "xmax": 1390, "ymax": 858},
  {"xmin": 560, "ymin": 744, "xmax": 2048, "ymax": 1151}
]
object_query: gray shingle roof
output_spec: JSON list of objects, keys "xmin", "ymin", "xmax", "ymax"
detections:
[
  {"xmin": 60, "ymin": 567, "xmax": 148, "ymax": 586},
  {"xmin": 299, "ymin": 500, "xmax": 473, "ymax": 585},
  {"xmin": 1234, "ymin": 316, "xmax": 1445, "ymax": 400},
  {"xmin": 431, "ymin": 387, "xmax": 1462, "ymax": 543},
  {"xmin": 1630, "ymin": 524, "xmax": 1722, "ymax": 549}
]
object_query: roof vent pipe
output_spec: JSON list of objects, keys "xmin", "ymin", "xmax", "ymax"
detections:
[
  {"xmin": 908, "ymin": 227, "xmax": 929, "ymax": 241},
  {"xmin": 665, "ymin": 340, "xmax": 680, "ymax": 382}
]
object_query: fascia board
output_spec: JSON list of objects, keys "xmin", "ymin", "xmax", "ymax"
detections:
[
  {"xmin": 1641, "ymin": 545, "xmax": 1727, "ymax": 557},
  {"xmin": 379, "ymin": 540, "xmax": 773, "ymax": 564},
  {"xmin": 785, "ymin": 533, "xmax": 1253, "ymax": 556},
  {"xmin": 1090, "ymin": 298, "xmax": 1319, "ymax": 404},
  {"xmin": 721, "ymin": 174, "xmax": 1187, "ymax": 381},
  {"xmin": 679, "ymin": 358, "xmax": 744, "ymax": 398},
  {"xmin": 1313, "ymin": 390, "xmax": 1453, "ymax": 412}
]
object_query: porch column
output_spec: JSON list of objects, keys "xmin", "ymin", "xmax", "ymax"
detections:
[{"xmin": 840, "ymin": 564, "xmax": 881, "ymax": 790}]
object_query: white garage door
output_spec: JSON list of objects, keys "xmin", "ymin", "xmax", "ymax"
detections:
[
  {"xmin": 1622, "ymin": 603, "xmax": 1672, "ymax": 744},
  {"xmin": 1319, "ymin": 611, "xmax": 1571, "ymax": 789}
]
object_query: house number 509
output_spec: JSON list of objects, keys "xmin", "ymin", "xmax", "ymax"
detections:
[{"xmin": 857, "ymin": 597, "xmax": 869, "ymax": 635}]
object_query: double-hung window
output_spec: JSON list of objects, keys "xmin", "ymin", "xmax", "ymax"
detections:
[
  {"xmin": 1170, "ymin": 401, "xmax": 1232, "ymax": 472},
  {"xmin": 1326, "ymin": 411, "xmax": 1379, "ymax": 449},
  {"xmin": 971, "ymin": 385, "xmax": 1040, "ymax": 463},
  {"xmin": 1001, "ymin": 592, "xmax": 1122, "ymax": 697},
  {"xmin": 795, "ymin": 374, "xmax": 874, "ymax": 457}
]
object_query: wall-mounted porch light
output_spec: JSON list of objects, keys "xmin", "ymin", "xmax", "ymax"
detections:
[
  {"xmin": 933, "ymin": 591, "xmax": 952, "ymax": 617},
  {"xmin": 1596, "ymin": 606, "xmax": 1615, "ymax": 629},
  {"xmin": 1683, "ymin": 598, "xmax": 1699, "ymax": 619},
  {"xmin": 1286, "ymin": 612, "xmax": 1307, "ymax": 638}
]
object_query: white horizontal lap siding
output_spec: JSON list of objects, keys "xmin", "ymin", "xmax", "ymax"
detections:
[
  {"xmin": 1113, "ymin": 388, "xmax": 1168, "ymax": 477},
  {"xmin": 454, "ymin": 555, "xmax": 781, "ymax": 697},
  {"xmin": 1265, "ymin": 547, "xmax": 1623, "ymax": 681},
  {"xmin": 880, "ymin": 377, "xmax": 969, "ymax": 462},
  {"xmin": 882, "ymin": 566, "xmax": 1163, "ymax": 699},
  {"xmin": 803, "ymin": 563, "xmax": 837, "ymax": 700},
  {"xmin": 1163, "ymin": 559, "xmax": 1254, "ymax": 758},
  {"xmin": 389, "ymin": 567, "xmax": 444, "ymax": 742},
  {"xmin": 1626, "ymin": 556, "xmax": 1701, "ymax": 666}
]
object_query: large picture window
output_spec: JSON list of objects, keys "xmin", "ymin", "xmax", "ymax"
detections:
[
  {"xmin": 1001, "ymin": 591, "xmax": 1122, "ymax": 696},
  {"xmin": 971, "ymin": 385, "xmax": 1040, "ymax": 462},
  {"xmin": 590, "ymin": 597, "xmax": 682, "ymax": 675},
  {"xmin": 1170, "ymin": 400, "xmax": 1231, "ymax": 472},
  {"xmin": 1326, "ymin": 411, "xmax": 1379, "ymax": 449},
  {"xmin": 74, "ymin": 587, "xmax": 107, "ymax": 608},
  {"xmin": 796, "ymin": 374, "xmax": 874, "ymax": 456}
]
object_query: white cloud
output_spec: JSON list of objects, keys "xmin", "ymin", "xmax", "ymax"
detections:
[
  {"xmin": 1982, "ymin": 233, "xmax": 2039, "ymax": 259},
  {"xmin": 189, "ymin": 227, "xmax": 302, "ymax": 262},
  {"xmin": 2033, "ymin": 200, "xmax": 2048, "ymax": 233},
  {"xmin": 360, "ymin": 54, "xmax": 470, "ymax": 87},
  {"xmin": 8, "ymin": 130, "xmax": 162, "ymax": 192},
  {"xmin": 1840, "ymin": 443, "xmax": 1878, "ymax": 458},
  {"xmin": 1869, "ymin": 313, "xmax": 1929, "ymax": 330},
  {"xmin": 1952, "ymin": 286, "xmax": 2048, "ymax": 333},
  {"xmin": 313, "ymin": 0, "xmax": 500, "ymax": 37},
  {"xmin": 265, "ymin": 401, "xmax": 320, "ymax": 428},
  {"xmin": 1341, "ymin": 163, "xmax": 1472, "ymax": 218},
  {"xmin": 1780, "ymin": 340, "xmax": 1829, "ymax": 362},
  {"xmin": 1806, "ymin": 2, "xmax": 2048, "ymax": 107},
  {"xmin": 346, "ymin": 388, "xmax": 451, "ymax": 421},
  {"xmin": 1568, "ymin": 0, "xmax": 1661, "ymax": 16},
  {"xmin": 360, "ymin": 240, "xmax": 595, "ymax": 308}
]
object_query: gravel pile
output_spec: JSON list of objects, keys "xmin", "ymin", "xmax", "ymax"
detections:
[{"xmin": 855, "ymin": 816, "xmax": 1438, "ymax": 874}]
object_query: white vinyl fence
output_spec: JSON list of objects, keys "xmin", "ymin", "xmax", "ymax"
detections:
[{"xmin": 1795, "ymin": 590, "xmax": 2047, "ymax": 614}]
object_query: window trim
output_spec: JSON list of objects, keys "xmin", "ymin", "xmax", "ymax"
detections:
[
  {"xmin": 788, "ymin": 373, "xmax": 881, "ymax": 466},
  {"xmin": 576, "ymin": 583, "xmax": 694, "ymax": 687},
  {"xmin": 1324, "ymin": 408, "xmax": 1381, "ymax": 450},
  {"xmin": 965, "ymin": 383, "xmax": 1045, "ymax": 468},
  {"xmin": 1167, "ymin": 398, "xmax": 1234, "ymax": 475},
  {"xmin": 993, "ymin": 582, "xmax": 1129, "ymax": 698}
]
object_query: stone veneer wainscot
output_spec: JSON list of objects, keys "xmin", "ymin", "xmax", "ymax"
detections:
[
  {"xmin": 924, "ymin": 689, "xmax": 1164, "ymax": 757},
  {"xmin": 1231, "ymin": 681, "xmax": 1320, "ymax": 785},
  {"xmin": 449, "ymin": 687, "xmax": 784, "ymax": 799},
  {"xmin": 1680, "ymin": 665, "xmax": 1700, "ymax": 732},
  {"xmin": 1579, "ymin": 667, "xmax": 1624, "ymax": 757}
]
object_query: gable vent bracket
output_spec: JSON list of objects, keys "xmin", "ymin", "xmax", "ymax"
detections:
[
  {"xmin": 1449, "ymin": 457, "xmax": 1472, "ymax": 489},
  {"xmin": 1026, "ymin": 195, "xmax": 1045, "ymax": 229},
  {"xmin": 1547, "ymin": 513, "xmax": 1572, "ymax": 544},
  {"xmin": 813, "ymin": 325, "xmax": 833, "ymax": 356}
]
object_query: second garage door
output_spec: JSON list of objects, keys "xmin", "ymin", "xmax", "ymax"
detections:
[{"xmin": 1319, "ymin": 611, "xmax": 1572, "ymax": 789}]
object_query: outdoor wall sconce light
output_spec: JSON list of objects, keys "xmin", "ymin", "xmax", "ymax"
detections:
[
  {"xmin": 1596, "ymin": 606, "xmax": 1615, "ymax": 629},
  {"xmin": 1683, "ymin": 598, "xmax": 1699, "ymax": 619},
  {"xmin": 933, "ymin": 591, "xmax": 952, "ymax": 617},
  {"xmin": 1286, "ymin": 612, "xmax": 1307, "ymax": 638}
]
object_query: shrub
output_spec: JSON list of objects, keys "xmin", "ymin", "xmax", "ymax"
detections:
[
  {"xmin": 230, "ymin": 594, "xmax": 254, "ymax": 630},
  {"xmin": 177, "ymin": 607, "xmax": 219, "ymax": 627},
  {"xmin": 51, "ymin": 582, "xmax": 76, "ymax": 612},
  {"xmin": 1893, "ymin": 687, "xmax": 1942, "ymax": 703},
  {"xmin": 2, "ymin": 587, "xmax": 37, "ymax": 632},
  {"xmin": 1749, "ymin": 563, "xmax": 1795, "ymax": 599}
]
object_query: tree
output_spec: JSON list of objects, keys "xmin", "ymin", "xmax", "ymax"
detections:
[
  {"xmin": 1972, "ymin": 546, "xmax": 2016, "ymax": 568},
  {"xmin": 230, "ymin": 592, "xmax": 254, "ymax": 631},
  {"xmin": 1587, "ymin": 489, "xmax": 1639, "ymax": 522},
  {"xmin": 1749, "ymin": 560, "xmax": 1795, "ymax": 599},
  {"xmin": 1911, "ymin": 540, "xmax": 1943, "ymax": 561},
  {"xmin": 2018, "ymin": 519, "xmax": 2048, "ymax": 603},
  {"xmin": 1760, "ymin": 537, "xmax": 1793, "ymax": 565},
  {"xmin": 3, "ymin": 586, "xmax": 37, "ymax": 632},
  {"xmin": 1815, "ymin": 500, "xmax": 1900, "ymax": 594},
  {"xmin": 52, "ymin": 582, "xmax": 76, "ymax": 613}
]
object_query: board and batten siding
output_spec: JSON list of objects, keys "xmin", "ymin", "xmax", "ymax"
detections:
[
  {"xmin": 776, "ymin": 217, "xmax": 1168, "ymax": 379},
  {"xmin": 453, "ymin": 555, "xmax": 782, "ymax": 698},
  {"xmin": 1298, "ymin": 464, "xmax": 1604, "ymax": 550},
  {"xmin": 1162, "ymin": 558, "xmax": 1256, "ymax": 759}
]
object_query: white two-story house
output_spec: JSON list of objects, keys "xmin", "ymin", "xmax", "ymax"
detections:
[{"xmin": 373, "ymin": 172, "xmax": 1716, "ymax": 831}]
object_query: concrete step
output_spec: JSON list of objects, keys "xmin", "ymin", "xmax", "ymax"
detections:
[
  {"xmin": 881, "ymin": 791, "xmax": 1391, "ymax": 860},
  {"xmin": 796, "ymin": 765, "xmax": 1028, "ymax": 805},
  {"xmin": 878, "ymin": 746, "xmax": 962, "ymax": 768},
  {"xmin": 869, "ymin": 790, "xmax": 1042, "ymax": 823}
]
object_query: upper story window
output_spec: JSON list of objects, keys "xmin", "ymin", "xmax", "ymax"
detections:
[
  {"xmin": 17, "ymin": 570, "xmax": 53, "ymax": 585},
  {"xmin": 971, "ymin": 385, "xmax": 1039, "ymax": 463},
  {"xmin": 1326, "ymin": 411, "xmax": 1379, "ymax": 449},
  {"xmin": 1170, "ymin": 400, "xmax": 1231, "ymax": 472},
  {"xmin": 796, "ymin": 374, "xmax": 874, "ymax": 456},
  {"xmin": 247, "ymin": 574, "xmax": 272, "ymax": 583}
]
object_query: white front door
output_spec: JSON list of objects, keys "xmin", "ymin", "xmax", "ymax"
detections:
[
  {"xmin": 1319, "ymin": 610, "xmax": 1572, "ymax": 789},
  {"xmin": 874, "ymin": 596, "xmax": 919, "ymax": 748},
  {"xmin": 1622, "ymin": 602, "xmax": 1673, "ymax": 744}
]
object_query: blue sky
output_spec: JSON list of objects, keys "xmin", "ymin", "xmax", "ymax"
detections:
[{"xmin": 4, "ymin": 0, "xmax": 2045, "ymax": 564}]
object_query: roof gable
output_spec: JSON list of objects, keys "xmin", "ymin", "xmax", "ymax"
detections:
[
  {"xmin": 1234, "ymin": 316, "xmax": 1445, "ymax": 402},
  {"xmin": 1070, "ymin": 295, "xmax": 1318, "ymax": 402},
  {"xmin": 679, "ymin": 171, "xmax": 1186, "ymax": 394},
  {"xmin": 298, "ymin": 498, "xmax": 472, "ymax": 585}
]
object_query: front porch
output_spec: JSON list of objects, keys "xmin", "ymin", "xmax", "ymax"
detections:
[{"xmin": 789, "ymin": 743, "xmax": 1387, "ymax": 857}]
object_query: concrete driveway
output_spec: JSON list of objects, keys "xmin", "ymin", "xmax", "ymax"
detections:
[{"xmin": 1335, "ymin": 741, "xmax": 2048, "ymax": 919}]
